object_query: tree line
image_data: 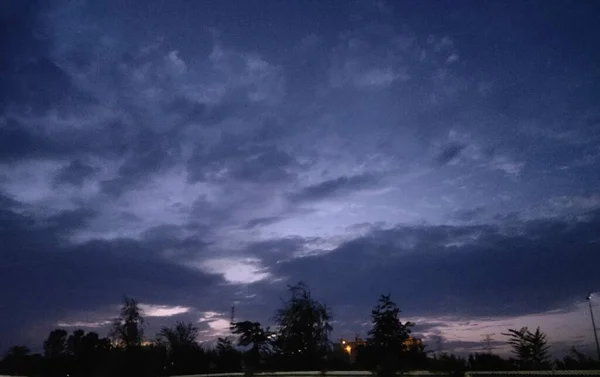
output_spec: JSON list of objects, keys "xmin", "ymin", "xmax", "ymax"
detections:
[{"xmin": 1, "ymin": 282, "xmax": 598, "ymax": 376}]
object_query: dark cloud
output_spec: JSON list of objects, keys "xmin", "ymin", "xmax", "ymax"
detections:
[
  {"xmin": 267, "ymin": 210, "xmax": 600, "ymax": 318},
  {"xmin": 163, "ymin": 97, "xmax": 210, "ymax": 126},
  {"xmin": 0, "ymin": 203, "xmax": 227, "ymax": 350},
  {"xmin": 2, "ymin": 0, "xmax": 600, "ymax": 356},
  {"xmin": 0, "ymin": 1, "xmax": 96, "ymax": 114},
  {"xmin": 450, "ymin": 207, "xmax": 486, "ymax": 222},
  {"xmin": 100, "ymin": 133, "xmax": 182, "ymax": 196},
  {"xmin": 188, "ymin": 137, "xmax": 298, "ymax": 184},
  {"xmin": 230, "ymin": 148, "xmax": 297, "ymax": 183},
  {"xmin": 44, "ymin": 207, "xmax": 97, "ymax": 236},
  {"xmin": 0, "ymin": 119, "xmax": 47, "ymax": 161},
  {"xmin": 140, "ymin": 224, "xmax": 213, "ymax": 260},
  {"xmin": 0, "ymin": 192, "xmax": 21, "ymax": 209},
  {"xmin": 163, "ymin": 94, "xmax": 259, "ymax": 129},
  {"xmin": 54, "ymin": 160, "xmax": 98, "ymax": 186},
  {"xmin": 241, "ymin": 236, "xmax": 314, "ymax": 262},
  {"xmin": 412, "ymin": 321, "xmax": 448, "ymax": 335},
  {"xmin": 288, "ymin": 174, "xmax": 378, "ymax": 203},
  {"xmin": 243, "ymin": 216, "xmax": 284, "ymax": 229},
  {"xmin": 434, "ymin": 142, "xmax": 467, "ymax": 166},
  {"xmin": 241, "ymin": 207, "xmax": 319, "ymax": 231},
  {"xmin": 0, "ymin": 117, "xmax": 89, "ymax": 162}
]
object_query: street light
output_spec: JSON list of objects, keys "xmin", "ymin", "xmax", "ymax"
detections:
[{"xmin": 586, "ymin": 293, "xmax": 600, "ymax": 360}]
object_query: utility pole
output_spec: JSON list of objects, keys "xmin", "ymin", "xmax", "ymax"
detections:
[
  {"xmin": 482, "ymin": 333, "xmax": 495, "ymax": 354},
  {"xmin": 229, "ymin": 305, "xmax": 236, "ymax": 334},
  {"xmin": 586, "ymin": 293, "xmax": 600, "ymax": 360}
]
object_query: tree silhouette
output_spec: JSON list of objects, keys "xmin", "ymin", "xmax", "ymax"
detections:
[
  {"xmin": 0, "ymin": 346, "xmax": 42, "ymax": 376},
  {"xmin": 367, "ymin": 294, "xmax": 414, "ymax": 377},
  {"xmin": 468, "ymin": 352, "xmax": 513, "ymax": 371},
  {"xmin": 231, "ymin": 320, "xmax": 271, "ymax": 370},
  {"xmin": 216, "ymin": 337, "xmax": 235, "ymax": 354},
  {"xmin": 157, "ymin": 321, "xmax": 202, "ymax": 375},
  {"xmin": 107, "ymin": 296, "xmax": 153, "ymax": 377},
  {"xmin": 503, "ymin": 327, "xmax": 550, "ymax": 370},
  {"xmin": 110, "ymin": 296, "xmax": 145, "ymax": 348},
  {"xmin": 2, "ymin": 291, "xmax": 586, "ymax": 375},
  {"xmin": 215, "ymin": 337, "xmax": 241, "ymax": 372},
  {"xmin": 67, "ymin": 329, "xmax": 85, "ymax": 358},
  {"xmin": 5, "ymin": 345, "xmax": 31, "ymax": 358},
  {"xmin": 273, "ymin": 282, "xmax": 332, "ymax": 370},
  {"xmin": 65, "ymin": 330, "xmax": 112, "ymax": 377},
  {"xmin": 555, "ymin": 347, "xmax": 600, "ymax": 370},
  {"xmin": 43, "ymin": 329, "xmax": 69, "ymax": 377},
  {"xmin": 527, "ymin": 327, "xmax": 550, "ymax": 368},
  {"xmin": 43, "ymin": 329, "xmax": 68, "ymax": 359},
  {"xmin": 157, "ymin": 321, "xmax": 199, "ymax": 351}
]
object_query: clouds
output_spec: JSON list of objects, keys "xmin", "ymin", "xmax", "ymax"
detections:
[
  {"xmin": 208, "ymin": 44, "xmax": 285, "ymax": 104},
  {"xmin": 412, "ymin": 299, "xmax": 600, "ymax": 357},
  {"xmin": 139, "ymin": 304, "xmax": 191, "ymax": 317},
  {"xmin": 196, "ymin": 257, "xmax": 272, "ymax": 285},
  {"xmin": 263, "ymin": 209, "xmax": 600, "ymax": 354},
  {"xmin": 434, "ymin": 142, "xmax": 467, "ymax": 166},
  {"xmin": 1, "ymin": 0, "xmax": 599, "ymax": 357},
  {"xmin": 328, "ymin": 25, "xmax": 415, "ymax": 90},
  {"xmin": 289, "ymin": 174, "xmax": 379, "ymax": 203},
  {"xmin": 0, "ymin": 202, "xmax": 228, "ymax": 347},
  {"xmin": 54, "ymin": 160, "xmax": 98, "ymax": 186},
  {"xmin": 188, "ymin": 141, "xmax": 298, "ymax": 184},
  {"xmin": 0, "ymin": 1, "xmax": 76, "ymax": 114}
]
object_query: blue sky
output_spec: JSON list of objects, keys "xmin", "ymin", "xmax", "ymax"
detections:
[{"xmin": 1, "ymin": 0, "xmax": 600, "ymax": 357}]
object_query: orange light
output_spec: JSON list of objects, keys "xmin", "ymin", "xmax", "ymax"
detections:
[{"xmin": 345, "ymin": 345, "xmax": 352, "ymax": 354}]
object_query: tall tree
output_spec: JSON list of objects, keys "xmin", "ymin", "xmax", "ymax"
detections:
[
  {"xmin": 273, "ymin": 282, "xmax": 332, "ymax": 370},
  {"xmin": 43, "ymin": 329, "xmax": 68, "ymax": 359},
  {"xmin": 216, "ymin": 337, "xmax": 235, "ymax": 355},
  {"xmin": 216, "ymin": 337, "xmax": 241, "ymax": 372},
  {"xmin": 367, "ymin": 294, "xmax": 414, "ymax": 376},
  {"xmin": 4, "ymin": 345, "xmax": 31, "ymax": 358},
  {"xmin": 67, "ymin": 329, "xmax": 85, "ymax": 358},
  {"xmin": 157, "ymin": 321, "xmax": 199, "ymax": 351},
  {"xmin": 157, "ymin": 321, "xmax": 202, "ymax": 375},
  {"xmin": 70, "ymin": 331, "xmax": 112, "ymax": 376},
  {"xmin": 556, "ymin": 347, "xmax": 599, "ymax": 370},
  {"xmin": 231, "ymin": 320, "xmax": 271, "ymax": 370},
  {"xmin": 80, "ymin": 331, "xmax": 111, "ymax": 356},
  {"xmin": 503, "ymin": 327, "xmax": 550, "ymax": 370},
  {"xmin": 0, "ymin": 346, "xmax": 40, "ymax": 376},
  {"xmin": 110, "ymin": 296, "xmax": 145, "ymax": 348},
  {"xmin": 43, "ymin": 329, "xmax": 69, "ymax": 377},
  {"xmin": 78, "ymin": 330, "xmax": 111, "ymax": 375},
  {"xmin": 527, "ymin": 327, "xmax": 550, "ymax": 368}
]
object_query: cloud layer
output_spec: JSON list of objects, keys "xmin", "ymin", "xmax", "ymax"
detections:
[{"xmin": 1, "ymin": 0, "xmax": 600, "ymax": 356}]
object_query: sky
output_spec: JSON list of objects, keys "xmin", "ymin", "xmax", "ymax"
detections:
[{"xmin": 1, "ymin": 0, "xmax": 600, "ymax": 357}]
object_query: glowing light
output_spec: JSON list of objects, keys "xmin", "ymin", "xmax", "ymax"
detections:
[
  {"xmin": 56, "ymin": 320, "xmax": 111, "ymax": 328},
  {"xmin": 345, "ymin": 345, "xmax": 352, "ymax": 354},
  {"xmin": 139, "ymin": 304, "xmax": 190, "ymax": 317},
  {"xmin": 196, "ymin": 257, "xmax": 271, "ymax": 284}
]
